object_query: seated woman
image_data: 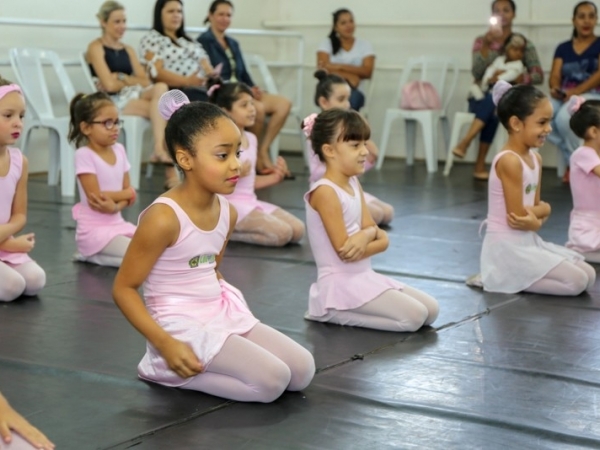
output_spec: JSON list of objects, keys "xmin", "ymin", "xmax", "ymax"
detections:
[
  {"xmin": 451, "ymin": 0, "xmax": 543, "ymax": 181},
  {"xmin": 86, "ymin": 1, "xmax": 177, "ymax": 188},
  {"xmin": 316, "ymin": 8, "xmax": 374, "ymax": 112},
  {"xmin": 140, "ymin": 0, "xmax": 215, "ymax": 103},
  {"xmin": 548, "ymin": 0, "xmax": 600, "ymax": 183},
  {"xmin": 198, "ymin": 0, "xmax": 292, "ymax": 174}
]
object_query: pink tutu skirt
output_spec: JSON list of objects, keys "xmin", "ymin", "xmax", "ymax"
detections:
[
  {"xmin": 138, "ymin": 279, "xmax": 259, "ymax": 387},
  {"xmin": 0, "ymin": 240, "xmax": 32, "ymax": 266},
  {"xmin": 566, "ymin": 210, "xmax": 600, "ymax": 254}
]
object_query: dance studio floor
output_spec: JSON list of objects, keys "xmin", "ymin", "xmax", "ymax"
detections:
[{"xmin": 1, "ymin": 156, "xmax": 599, "ymax": 450}]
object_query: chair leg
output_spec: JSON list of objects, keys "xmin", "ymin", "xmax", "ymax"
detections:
[
  {"xmin": 59, "ymin": 133, "xmax": 75, "ymax": 197},
  {"xmin": 48, "ymin": 129, "xmax": 61, "ymax": 186},
  {"xmin": 376, "ymin": 111, "xmax": 395, "ymax": 170},
  {"xmin": 556, "ymin": 147, "xmax": 566, "ymax": 177},
  {"xmin": 405, "ymin": 119, "xmax": 417, "ymax": 166},
  {"xmin": 440, "ymin": 116, "xmax": 451, "ymax": 152},
  {"xmin": 443, "ymin": 112, "xmax": 475, "ymax": 176},
  {"xmin": 124, "ymin": 124, "xmax": 144, "ymax": 190},
  {"xmin": 20, "ymin": 124, "xmax": 35, "ymax": 157},
  {"xmin": 420, "ymin": 115, "xmax": 438, "ymax": 173}
]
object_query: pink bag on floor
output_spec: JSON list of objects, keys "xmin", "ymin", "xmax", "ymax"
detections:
[{"xmin": 400, "ymin": 81, "xmax": 441, "ymax": 110}]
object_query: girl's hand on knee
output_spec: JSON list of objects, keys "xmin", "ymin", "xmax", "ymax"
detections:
[
  {"xmin": 161, "ymin": 338, "xmax": 204, "ymax": 378},
  {"xmin": 0, "ymin": 399, "xmax": 55, "ymax": 449}
]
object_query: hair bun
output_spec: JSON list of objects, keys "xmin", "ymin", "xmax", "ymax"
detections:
[
  {"xmin": 314, "ymin": 69, "xmax": 328, "ymax": 81},
  {"xmin": 492, "ymin": 80, "xmax": 513, "ymax": 106},
  {"xmin": 158, "ymin": 90, "xmax": 190, "ymax": 120}
]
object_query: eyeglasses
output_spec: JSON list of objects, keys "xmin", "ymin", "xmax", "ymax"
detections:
[{"xmin": 89, "ymin": 119, "xmax": 124, "ymax": 130}]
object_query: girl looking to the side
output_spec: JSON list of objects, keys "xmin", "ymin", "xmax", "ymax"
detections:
[
  {"xmin": 308, "ymin": 70, "xmax": 394, "ymax": 226},
  {"xmin": 68, "ymin": 92, "xmax": 137, "ymax": 267},
  {"xmin": 208, "ymin": 81, "xmax": 304, "ymax": 246},
  {"xmin": 477, "ymin": 80, "xmax": 595, "ymax": 295},
  {"xmin": 113, "ymin": 91, "xmax": 314, "ymax": 402},
  {"xmin": 0, "ymin": 78, "xmax": 46, "ymax": 302},
  {"xmin": 303, "ymin": 109, "xmax": 439, "ymax": 331}
]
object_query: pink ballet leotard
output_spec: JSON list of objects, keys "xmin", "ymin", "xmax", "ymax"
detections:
[
  {"xmin": 72, "ymin": 144, "xmax": 136, "ymax": 257},
  {"xmin": 306, "ymin": 139, "xmax": 377, "ymax": 203},
  {"xmin": 224, "ymin": 131, "xmax": 277, "ymax": 222},
  {"xmin": 138, "ymin": 196, "xmax": 259, "ymax": 387},
  {"xmin": 0, "ymin": 147, "xmax": 32, "ymax": 265},
  {"xmin": 304, "ymin": 176, "xmax": 403, "ymax": 317},
  {"xmin": 481, "ymin": 150, "xmax": 582, "ymax": 293},
  {"xmin": 566, "ymin": 146, "xmax": 600, "ymax": 253}
]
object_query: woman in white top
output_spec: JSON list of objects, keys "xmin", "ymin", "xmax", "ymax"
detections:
[
  {"xmin": 317, "ymin": 9, "xmax": 375, "ymax": 111},
  {"xmin": 140, "ymin": 0, "xmax": 215, "ymax": 103}
]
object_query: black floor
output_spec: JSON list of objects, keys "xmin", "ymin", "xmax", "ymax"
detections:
[{"xmin": 1, "ymin": 156, "xmax": 599, "ymax": 450}]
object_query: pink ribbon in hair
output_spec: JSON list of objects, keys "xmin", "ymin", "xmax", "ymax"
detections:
[
  {"xmin": 302, "ymin": 113, "xmax": 318, "ymax": 138},
  {"xmin": 567, "ymin": 95, "xmax": 586, "ymax": 116},
  {"xmin": 158, "ymin": 90, "xmax": 190, "ymax": 120},
  {"xmin": 492, "ymin": 80, "xmax": 512, "ymax": 106},
  {"xmin": 0, "ymin": 84, "xmax": 22, "ymax": 101},
  {"xmin": 207, "ymin": 84, "xmax": 221, "ymax": 98}
]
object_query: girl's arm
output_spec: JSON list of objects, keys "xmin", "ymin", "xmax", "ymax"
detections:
[
  {"xmin": 549, "ymin": 58, "xmax": 564, "ymax": 99},
  {"xmin": 99, "ymin": 173, "xmax": 135, "ymax": 203},
  {"xmin": 78, "ymin": 173, "xmax": 130, "ymax": 213},
  {"xmin": 325, "ymin": 56, "xmax": 375, "ymax": 80},
  {"xmin": 125, "ymin": 46, "xmax": 152, "ymax": 87},
  {"xmin": 113, "ymin": 203, "xmax": 203, "ymax": 378},
  {"xmin": 0, "ymin": 156, "xmax": 28, "ymax": 244},
  {"xmin": 530, "ymin": 152, "xmax": 551, "ymax": 220},
  {"xmin": 496, "ymin": 153, "xmax": 542, "ymax": 231},
  {"xmin": 593, "ymin": 164, "xmax": 600, "ymax": 177},
  {"xmin": 215, "ymin": 203, "xmax": 238, "ymax": 280}
]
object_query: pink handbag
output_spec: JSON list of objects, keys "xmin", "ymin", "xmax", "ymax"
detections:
[{"xmin": 400, "ymin": 81, "xmax": 442, "ymax": 110}]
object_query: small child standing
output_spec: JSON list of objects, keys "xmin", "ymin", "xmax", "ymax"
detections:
[
  {"xmin": 68, "ymin": 92, "xmax": 137, "ymax": 267},
  {"xmin": 308, "ymin": 70, "xmax": 394, "ymax": 226},
  {"xmin": 565, "ymin": 96, "xmax": 600, "ymax": 263},
  {"xmin": 207, "ymin": 81, "xmax": 304, "ymax": 246},
  {"xmin": 303, "ymin": 109, "xmax": 438, "ymax": 331},
  {"xmin": 113, "ymin": 91, "xmax": 314, "ymax": 402},
  {"xmin": 469, "ymin": 33, "xmax": 526, "ymax": 101},
  {"xmin": 478, "ymin": 81, "xmax": 595, "ymax": 295},
  {"xmin": 0, "ymin": 79, "xmax": 46, "ymax": 302}
]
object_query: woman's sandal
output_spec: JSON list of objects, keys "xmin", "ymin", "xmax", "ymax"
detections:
[
  {"xmin": 452, "ymin": 148, "xmax": 466, "ymax": 159},
  {"xmin": 150, "ymin": 152, "xmax": 175, "ymax": 166},
  {"xmin": 473, "ymin": 171, "xmax": 489, "ymax": 181}
]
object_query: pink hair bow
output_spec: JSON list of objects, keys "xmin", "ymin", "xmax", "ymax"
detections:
[
  {"xmin": 492, "ymin": 80, "xmax": 512, "ymax": 106},
  {"xmin": 302, "ymin": 113, "xmax": 318, "ymax": 138},
  {"xmin": 0, "ymin": 84, "xmax": 22, "ymax": 101},
  {"xmin": 567, "ymin": 95, "xmax": 586, "ymax": 116},
  {"xmin": 158, "ymin": 90, "xmax": 190, "ymax": 120},
  {"xmin": 207, "ymin": 84, "xmax": 221, "ymax": 98}
]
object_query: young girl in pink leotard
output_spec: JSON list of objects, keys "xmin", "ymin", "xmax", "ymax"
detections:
[
  {"xmin": 68, "ymin": 92, "xmax": 137, "ymax": 267},
  {"xmin": 565, "ymin": 96, "xmax": 600, "ymax": 263},
  {"xmin": 307, "ymin": 70, "xmax": 394, "ymax": 226},
  {"xmin": 477, "ymin": 81, "xmax": 595, "ymax": 295},
  {"xmin": 207, "ymin": 80, "xmax": 305, "ymax": 247},
  {"xmin": 303, "ymin": 109, "xmax": 438, "ymax": 331},
  {"xmin": 113, "ymin": 91, "xmax": 314, "ymax": 402},
  {"xmin": 0, "ymin": 79, "xmax": 46, "ymax": 302}
]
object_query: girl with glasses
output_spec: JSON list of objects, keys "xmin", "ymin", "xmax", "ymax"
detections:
[{"xmin": 68, "ymin": 92, "xmax": 137, "ymax": 267}]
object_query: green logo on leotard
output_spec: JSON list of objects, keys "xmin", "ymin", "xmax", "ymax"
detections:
[
  {"xmin": 188, "ymin": 254, "xmax": 215, "ymax": 268},
  {"xmin": 525, "ymin": 183, "xmax": 537, "ymax": 194}
]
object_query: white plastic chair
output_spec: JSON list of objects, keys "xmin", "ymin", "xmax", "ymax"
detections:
[
  {"xmin": 360, "ymin": 77, "xmax": 376, "ymax": 119},
  {"xmin": 443, "ymin": 111, "xmax": 506, "ymax": 176},
  {"xmin": 243, "ymin": 53, "xmax": 304, "ymax": 162},
  {"xmin": 377, "ymin": 56, "xmax": 459, "ymax": 172},
  {"xmin": 79, "ymin": 52, "xmax": 151, "ymax": 189},
  {"xmin": 9, "ymin": 48, "xmax": 76, "ymax": 197}
]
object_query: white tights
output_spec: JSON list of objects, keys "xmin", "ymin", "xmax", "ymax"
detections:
[
  {"xmin": 310, "ymin": 287, "xmax": 440, "ymax": 332},
  {"xmin": 181, "ymin": 323, "xmax": 315, "ymax": 403},
  {"xmin": 0, "ymin": 261, "xmax": 46, "ymax": 302},
  {"xmin": 368, "ymin": 199, "xmax": 395, "ymax": 226},
  {"xmin": 581, "ymin": 251, "xmax": 600, "ymax": 264},
  {"xmin": 231, "ymin": 209, "xmax": 305, "ymax": 247},
  {"xmin": 526, "ymin": 260, "xmax": 596, "ymax": 296},
  {"xmin": 81, "ymin": 236, "xmax": 131, "ymax": 268}
]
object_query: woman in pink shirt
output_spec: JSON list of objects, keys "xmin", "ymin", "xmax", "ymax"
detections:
[{"xmin": 566, "ymin": 96, "xmax": 600, "ymax": 262}]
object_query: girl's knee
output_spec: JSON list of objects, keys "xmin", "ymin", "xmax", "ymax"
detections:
[
  {"xmin": 267, "ymin": 221, "xmax": 294, "ymax": 246},
  {"xmin": 368, "ymin": 204, "xmax": 384, "ymax": 225},
  {"xmin": 290, "ymin": 220, "xmax": 305, "ymax": 243},
  {"xmin": 287, "ymin": 347, "xmax": 315, "ymax": 392},
  {"xmin": 22, "ymin": 267, "xmax": 46, "ymax": 297},
  {"xmin": 256, "ymin": 362, "xmax": 291, "ymax": 403},
  {"xmin": 0, "ymin": 273, "xmax": 26, "ymax": 302},
  {"xmin": 380, "ymin": 204, "xmax": 395, "ymax": 226},
  {"xmin": 401, "ymin": 302, "xmax": 430, "ymax": 331}
]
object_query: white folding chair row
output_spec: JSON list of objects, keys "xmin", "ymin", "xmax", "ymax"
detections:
[
  {"xmin": 79, "ymin": 52, "xmax": 151, "ymax": 190},
  {"xmin": 377, "ymin": 56, "xmax": 458, "ymax": 173},
  {"xmin": 243, "ymin": 53, "xmax": 305, "ymax": 163},
  {"xmin": 9, "ymin": 48, "xmax": 76, "ymax": 197}
]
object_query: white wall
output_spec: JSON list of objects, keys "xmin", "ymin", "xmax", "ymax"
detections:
[{"xmin": 0, "ymin": 0, "xmax": 580, "ymax": 173}]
